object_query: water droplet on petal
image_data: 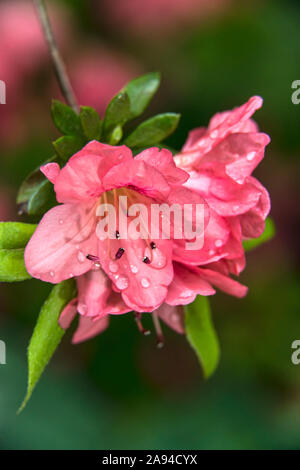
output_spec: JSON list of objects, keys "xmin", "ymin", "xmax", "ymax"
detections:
[
  {"xmin": 80, "ymin": 304, "xmax": 87, "ymax": 314},
  {"xmin": 141, "ymin": 278, "xmax": 150, "ymax": 288},
  {"xmin": 115, "ymin": 275, "xmax": 129, "ymax": 290},
  {"xmin": 50, "ymin": 271, "xmax": 55, "ymax": 277},
  {"xmin": 109, "ymin": 261, "xmax": 119, "ymax": 273},
  {"xmin": 77, "ymin": 250, "xmax": 85, "ymax": 263},
  {"xmin": 215, "ymin": 239, "xmax": 223, "ymax": 248},
  {"xmin": 69, "ymin": 273, "xmax": 73, "ymax": 278},
  {"xmin": 247, "ymin": 151, "xmax": 256, "ymax": 161},
  {"xmin": 210, "ymin": 130, "xmax": 218, "ymax": 139},
  {"xmin": 130, "ymin": 265, "xmax": 139, "ymax": 274},
  {"xmin": 93, "ymin": 262, "xmax": 101, "ymax": 269},
  {"xmin": 59, "ymin": 219, "xmax": 64, "ymax": 225},
  {"xmin": 209, "ymin": 249, "xmax": 215, "ymax": 256}
]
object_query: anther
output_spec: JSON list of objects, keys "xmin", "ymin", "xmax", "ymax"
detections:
[
  {"xmin": 86, "ymin": 254, "xmax": 100, "ymax": 262},
  {"xmin": 115, "ymin": 248, "xmax": 125, "ymax": 259},
  {"xmin": 134, "ymin": 313, "xmax": 151, "ymax": 336},
  {"xmin": 143, "ymin": 256, "xmax": 151, "ymax": 264}
]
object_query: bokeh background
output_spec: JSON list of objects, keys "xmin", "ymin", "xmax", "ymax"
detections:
[{"xmin": 0, "ymin": 0, "xmax": 300, "ymax": 450}]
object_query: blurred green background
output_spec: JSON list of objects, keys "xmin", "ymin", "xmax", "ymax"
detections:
[{"xmin": 0, "ymin": 0, "xmax": 300, "ymax": 449}]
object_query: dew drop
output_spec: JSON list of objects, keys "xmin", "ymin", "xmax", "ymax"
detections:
[
  {"xmin": 115, "ymin": 275, "xmax": 129, "ymax": 290},
  {"xmin": 247, "ymin": 151, "xmax": 256, "ymax": 161},
  {"xmin": 215, "ymin": 239, "xmax": 223, "ymax": 248},
  {"xmin": 59, "ymin": 219, "xmax": 64, "ymax": 225},
  {"xmin": 50, "ymin": 271, "xmax": 55, "ymax": 277},
  {"xmin": 209, "ymin": 249, "xmax": 215, "ymax": 256},
  {"xmin": 77, "ymin": 250, "xmax": 85, "ymax": 263},
  {"xmin": 109, "ymin": 261, "xmax": 119, "ymax": 273},
  {"xmin": 94, "ymin": 262, "xmax": 101, "ymax": 269},
  {"xmin": 141, "ymin": 278, "xmax": 150, "ymax": 288},
  {"xmin": 210, "ymin": 130, "xmax": 218, "ymax": 139},
  {"xmin": 130, "ymin": 265, "xmax": 139, "ymax": 274},
  {"xmin": 80, "ymin": 304, "xmax": 87, "ymax": 314}
]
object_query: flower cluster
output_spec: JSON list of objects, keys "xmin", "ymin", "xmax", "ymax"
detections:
[{"xmin": 25, "ymin": 96, "xmax": 270, "ymax": 344}]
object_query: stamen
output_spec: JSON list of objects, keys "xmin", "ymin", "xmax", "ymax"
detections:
[
  {"xmin": 152, "ymin": 312, "xmax": 165, "ymax": 348},
  {"xmin": 143, "ymin": 256, "xmax": 151, "ymax": 264},
  {"xmin": 115, "ymin": 247, "xmax": 125, "ymax": 259},
  {"xmin": 150, "ymin": 242, "xmax": 156, "ymax": 249},
  {"xmin": 86, "ymin": 254, "xmax": 100, "ymax": 262},
  {"xmin": 134, "ymin": 313, "xmax": 151, "ymax": 336}
]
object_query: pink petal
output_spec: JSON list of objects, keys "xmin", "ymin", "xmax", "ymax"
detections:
[
  {"xmin": 166, "ymin": 262, "xmax": 215, "ymax": 305},
  {"xmin": 98, "ymin": 235, "xmax": 174, "ymax": 312},
  {"xmin": 54, "ymin": 141, "xmax": 133, "ymax": 204},
  {"xmin": 72, "ymin": 315, "xmax": 109, "ymax": 344},
  {"xmin": 198, "ymin": 267, "xmax": 248, "ymax": 298},
  {"xmin": 59, "ymin": 298, "xmax": 78, "ymax": 329},
  {"xmin": 76, "ymin": 269, "xmax": 130, "ymax": 317},
  {"xmin": 41, "ymin": 162, "xmax": 60, "ymax": 184},
  {"xmin": 156, "ymin": 303, "xmax": 185, "ymax": 334},
  {"xmin": 102, "ymin": 159, "xmax": 170, "ymax": 200},
  {"xmin": 24, "ymin": 202, "xmax": 98, "ymax": 283},
  {"xmin": 239, "ymin": 177, "xmax": 271, "ymax": 238},
  {"xmin": 135, "ymin": 147, "xmax": 189, "ymax": 186}
]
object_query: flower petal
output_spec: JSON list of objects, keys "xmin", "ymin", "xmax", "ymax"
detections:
[
  {"xmin": 156, "ymin": 303, "xmax": 185, "ymax": 334},
  {"xmin": 102, "ymin": 159, "xmax": 170, "ymax": 200},
  {"xmin": 72, "ymin": 315, "xmax": 109, "ymax": 344},
  {"xmin": 76, "ymin": 269, "xmax": 130, "ymax": 317},
  {"xmin": 25, "ymin": 202, "xmax": 98, "ymax": 283},
  {"xmin": 166, "ymin": 262, "xmax": 215, "ymax": 305},
  {"xmin": 54, "ymin": 141, "xmax": 133, "ymax": 203},
  {"xmin": 135, "ymin": 147, "xmax": 189, "ymax": 186}
]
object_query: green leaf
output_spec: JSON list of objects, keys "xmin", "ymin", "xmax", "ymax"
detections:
[
  {"xmin": 51, "ymin": 100, "xmax": 82, "ymax": 136},
  {"xmin": 18, "ymin": 279, "xmax": 77, "ymax": 413},
  {"xmin": 0, "ymin": 222, "xmax": 36, "ymax": 250},
  {"xmin": 27, "ymin": 180, "xmax": 57, "ymax": 216},
  {"xmin": 243, "ymin": 217, "xmax": 275, "ymax": 252},
  {"xmin": 0, "ymin": 248, "xmax": 31, "ymax": 282},
  {"xmin": 103, "ymin": 92, "xmax": 131, "ymax": 135},
  {"xmin": 80, "ymin": 106, "xmax": 103, "ymax": 141},
  {"xmin": 108, "ymin": 125, "xmax": 123, "ymax": 145},
  {"xmin": 53, "ymin": 135, "xmax": 85, "ymax": 161},
  {"xmin": 123, "ymin": 113, "xmax": 180, "ymax": 148},
  {"xmin": 17, "ymin": 155, "xmax": 58, "ymax": 214},
  {"xmin": 124, "ymin": 72, "xmax": 160, "ymax": 119},
  {"xmin": 185, "ymin": 296, "xmax": 220, "ymax": 379}
]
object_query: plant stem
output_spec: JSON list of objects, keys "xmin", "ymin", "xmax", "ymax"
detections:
[{"xmin": 33, "ymin": 0, "xmax": 79, "ymax": 113}]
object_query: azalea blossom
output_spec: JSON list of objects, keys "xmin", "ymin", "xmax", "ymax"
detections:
[
  {"xmin": 25, "ymin": 97, "xmax": 270, "ymax": 345},
  {"xmin": 24, "ymin": 142, "xmax": 212, "ymax": 343},
  {"xmin": 174, "ymin": 96, "xmax": 270, "ymax": 281}
]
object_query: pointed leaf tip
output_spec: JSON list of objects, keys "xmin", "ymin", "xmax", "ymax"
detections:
[
  {"xmin": 18, "ymin": 279, "xmax": 76, "ymax": 413},
  {"xmin": 185, "ymin": 296, "xmax": 220, "ymax": 379}
]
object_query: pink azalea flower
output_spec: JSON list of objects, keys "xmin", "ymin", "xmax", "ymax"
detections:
[
  {"xmin": 25, "ymin": 142, "xmax": 213, "ymax": 343},
  {"xmin": 174, "ymin": 95, "xmax": 271, "ymax": 279}
]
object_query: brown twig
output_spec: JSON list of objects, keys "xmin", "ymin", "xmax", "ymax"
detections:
[{"xmin": 33, "ymin": 0, "xmax": 79, "ymax": 113}]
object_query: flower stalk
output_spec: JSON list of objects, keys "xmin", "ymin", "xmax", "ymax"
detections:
[{"xmin": 33, "ymin": 0, "xmax": 79, "ymax": 113}]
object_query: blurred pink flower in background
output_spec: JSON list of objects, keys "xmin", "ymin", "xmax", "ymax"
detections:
[
  {"xmin": 0, "ymin": 0, "xmax": 68, "ymax": 145},
  {"xmin": 100, "ymin": 0, "xmax": 232, "ymax": 38},
  {"xmin": 70, "ymin": 49, "xmax": 140, "ymax": 116}
]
